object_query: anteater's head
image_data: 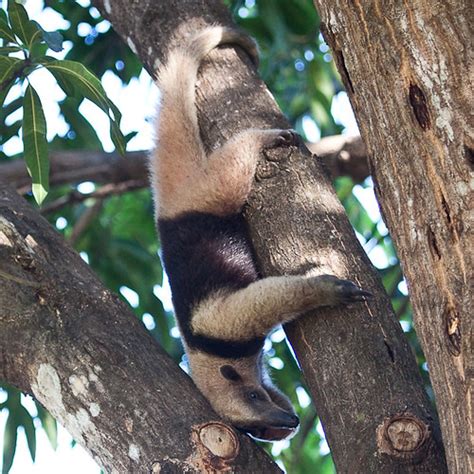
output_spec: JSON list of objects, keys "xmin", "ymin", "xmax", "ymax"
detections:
[{"xmin": 189, "ymin": 351, "xmax": 299, "ymax": 441}]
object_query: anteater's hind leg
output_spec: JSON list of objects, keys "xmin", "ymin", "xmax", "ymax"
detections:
[{"xmin": 203, "ymin": 129, "xmax": 298, "ymax": 215}]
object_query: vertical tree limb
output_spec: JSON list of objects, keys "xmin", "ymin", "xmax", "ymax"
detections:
[{"xmin": 313, "ymin": 1, "xmax": 472, "ymax": 471}]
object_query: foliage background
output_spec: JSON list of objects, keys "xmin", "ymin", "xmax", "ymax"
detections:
[{"xmin": 0, "ymin": 0, "xmax": 430, "ymax": 472}]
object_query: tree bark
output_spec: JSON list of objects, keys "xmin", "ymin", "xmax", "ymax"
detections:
[
  {"xmin": 0, "ymin": 184, "xmax": 280, "ymax": 473},
  {"xmin": 312, "ymin": 1, "xmax": 472, "ymax": 472},
  {"xmin": 0, "ymin": 135, "xmax": 368, "ymax": 193},
  {"xmin": 92, "ymin": 0, "xmax": 447, "ymax": 471}
]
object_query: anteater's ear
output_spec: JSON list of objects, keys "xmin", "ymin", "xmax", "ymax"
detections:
[{"xmin": 220, "ymin": 365, "xmax": 242, "ymax": 382}]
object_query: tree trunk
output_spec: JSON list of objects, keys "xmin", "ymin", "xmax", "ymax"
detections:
[
  {"xmin": 313, "ymin": 1, "xmax": 472, "ymax": 472},
  {"xmin": 93, "ymin": 0, "xmax": 447, "ymax": 471},
  {"xmin": 0, "ymin": 184, "xmax": 280, "ymax": 473}
]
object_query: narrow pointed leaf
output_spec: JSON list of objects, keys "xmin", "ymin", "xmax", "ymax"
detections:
[
  {"xmin": 36, "ymin": 404, "xmax": 57, "ymax": 450},
  {"xmin": 110, "ymin": 118, "xmax": 126, "ymax": 155},
  {"xmin": 124, "ymin": 130, "xmax": 138, "ymax": 143},
  {"xmin": 44, "ymin": 63, "xmax": 77, "ymax": 98},
  {"xmin": 0, "ymin": 120, "xmax": 21, "ymax": 145},
  {"xmin": 0, "ymin": 57, "xmax": 21, "ymax": 109},
  {"xmin": 7, "ymin": 0, "xmax": 40, "ymax": 48},
  {"xmin": 2, "ymin": 414, "xmax": 18, "ymax": 474},
  {"xmin": 45, "ymin": 60, "xmax": 110, "ymax": 115},
  {"xmin": 60, "ymin": 98, "xmax": 101, "ymax": 148},
  {"xmin": 0, "ymin": 46, "xmax": 22, "ymax": 54},
  {"xmin": 0, "ymin": 96, "xmax": 22, "ymax": 122},
  {"xmin": 0, "ymin": 87, "xmax": 13, "ymax": 114},
  {"xmin": 22, "ymin": 84, "xmax": 49, "ymax": 205},
  {"xmin": 0, "ymin": 10, "xmax": 17, "ymax": 44},
  {"xmin": 44, "ymin": 60, "xmax": 125, "ymax": 154},
  {"xmin": 18, "ymin": 406, "xmax": 36, "ymax": 462},
  {"xmin": 108, "ymin": 95, "xmax": 126, "ymax": 154},
  {"xmin": 30, "ymin": 42, "xmax": 48, "ymax": 59}
]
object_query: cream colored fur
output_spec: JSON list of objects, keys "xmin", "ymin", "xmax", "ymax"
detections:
[
  {"xmin": 187, "ymin": 348, "xmax": 264, "ymax": 422},
  {"xmin": 152, "ymin": 128, "xmax": 288, "ymax": 218},
  {"xmin": 150, "ymin": 26, "xmax": 263, "ymax": 219},
  {"xmin": 191, "ymin": 274, "xmax": 348, "ymax": 341}
]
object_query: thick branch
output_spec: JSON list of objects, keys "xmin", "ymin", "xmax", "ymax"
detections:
[
  {"xmin": 308, "ymin": 134, "xmax": 369, "ymax": 182},
  {"xmin": 1, "ymin": 150, "xmax": 148, "ymax": 193},
  {"xmin": 313, "ymin": 1, "xmax": 471, "ymax": 472},
  {"xmin": 0, "ymin": 135, "xmax": 368, "ymax": 193},
  {"xmin": 92, "ymin": 0, "xmax": 446, "ymax": 471},
  {"xmin": 0, "ymin": 184, "xmax": 279, "ymax": 473}
]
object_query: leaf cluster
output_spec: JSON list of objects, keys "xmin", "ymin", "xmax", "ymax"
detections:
[
  {"xmin": 0, "ymin": 0, "xmax": 125, "ymax": 204},
  {"xmin": 230, "ymin": 0, "xmax": 344, "ymax": 137}
]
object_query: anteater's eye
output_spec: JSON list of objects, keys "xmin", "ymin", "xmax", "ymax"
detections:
[{"xmin": 247, "ymin": 391, "xmax": 263, "ymax": 401}]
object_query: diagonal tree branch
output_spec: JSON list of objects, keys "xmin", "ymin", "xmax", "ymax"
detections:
[
  {"xmin": 90, "ymin": 0, "xmax": 446, "ymax": 471},
  {"xmin": 0, "ymin": 183, "xmax": 281, "ymax": 473}
]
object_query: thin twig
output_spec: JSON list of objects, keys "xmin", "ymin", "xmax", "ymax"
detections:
[
  {"xmin": 69, "ymin": 198, "xmax": 104, "ymax": 246},
  {"xmin": 41, "ymin": 179, "xmax": 147, "ymax": 214}
]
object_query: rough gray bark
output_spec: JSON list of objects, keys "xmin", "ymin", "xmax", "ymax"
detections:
[
  {"xmin": 0, "ymin": 184, "xmax": 280, "ymax": 473},
  {"xmin": 0, "ymin": 135, "xmax": 368, "ymax": 193},
  {"xmin": 312, "ymin": 1, "xmax": 472, "ymax": 472},
  {"xmin": 91, "ymin": 0, "xmax": 447, "ymax": 471}
]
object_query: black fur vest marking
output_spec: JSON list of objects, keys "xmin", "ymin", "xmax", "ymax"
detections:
[{"xmin": 158, "ymin": 212, "xmax": 265, "ymax": 358}]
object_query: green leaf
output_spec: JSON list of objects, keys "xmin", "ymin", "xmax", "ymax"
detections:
[
  {"xmin": 18, "ymin": 406, "xmax": 36, "ymax": 462},
  {"xmin": 44, "ymin": 60, "xmax": 111, "ymax": 113},
  {"xmin": 31, "ymin": 21, "xmax": 63, "ymax": 52},
  {"xmin": 7, "ymin": 0, "xmax": 41, "ymax": 49},
  {"xmin": 0, "ymin": 56, "xmax": 21, "ymax": 109},
  {"xmin": 44, "ymin": 59, "xmax": 125, "ymax": 154},
  {"xmin": 0, "ymin": 96, "xmax": 22, "ymax": 122},
  {"xmin": 109, "ymin": 112, "xmax": 126, "ymax": 155},
  {"xmin": 124, "ymin": 130, "xmax": 138, "ymax": 144},
  {"xmin": 59, "ymin": 98, "xmax": 102, "ymax": 148},
  {"xmin": 2, "ymin": 413, "xmax": 17, "ymax": 474},
  {"xmin": 22, "ymin": 84, "xmax": 49, "ymax": 205},
  {"xmin": 0, "ymin": 46, "xmax": 22, "ymax": 54},
  {"xmin": 0, "ymin": 120, "xmax": 21, "ymax": 145},
  {"xmin": 0, "ymin": 10, "xmax": 17, "ymax": 44},
  {"xmin": 0, "ymin": 56, "xmax": 21, "ymax": 83},
  {"xmin": 30, "ymin": 42, "xmax": 48, "ymax": 59},
  {"xmin": 44, "ymin": 61, "xmax": 77, "ymax": 98},
  {"xmin": 36, "ymin": 404, "xmax": 57, "ymax": 450}
]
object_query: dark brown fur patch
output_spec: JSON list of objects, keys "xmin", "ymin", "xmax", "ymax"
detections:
[{"xmin": 158, "ymin": 212, "xmax": 264, "ymax": 358}]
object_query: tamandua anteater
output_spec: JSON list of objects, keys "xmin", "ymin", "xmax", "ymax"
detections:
[{"xmin": 150, "ymin": 26, "xmax": 371, "ymax": 441}]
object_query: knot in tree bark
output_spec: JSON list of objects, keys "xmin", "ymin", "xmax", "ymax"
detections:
[{"xmin": 377, "ymin": 413, "xmax": 431, "ymax": 461}]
